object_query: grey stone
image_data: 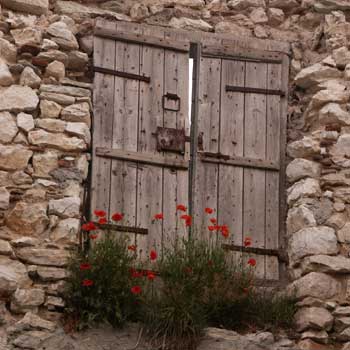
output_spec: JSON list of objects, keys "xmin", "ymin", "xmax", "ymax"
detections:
[
  {"xmin": 301, "ymin": 255, "xmax": 350, "ymax": 274},
  {"xmin": 40, "ymin": 84, "xmax": 91, "ymax": 98},
  {"xmin": 294, "ymin": 307, "xmax": 333, "ymax": 331},
  {"xmin": 47, "ymin": 21, "xmax": 78, "ymax": 51},
  {"xmin": 50, "ymin": 218, "xmax": 79, "ymax": 244},
  {"xmin": 15, "ymin": 247, "xmax": 70, "ymax": 267},
  {"xmin": 169, "ymin": 17, "xmax": 213, "ymax": 32},
  {"xmin": 286, "ymin": 159, "xmax": 320, "ymax": 183},
  {"xmin": 288, "ymin": 272, "xmax": 341, "ymax": 300},
  {"xmin": 0, "ymin": 0, "xmax": 48, "ymax": 15},
  {"xmin": 46, "ymin": 60, "xmax": 65, "ymax": 80},
  {"xmin": 36, "ymin": 266, "xmax": 68, "ymax": 282},
  {"xmin": 17, "ymin": 113, "xmax": 35, "ymax": 133},
  {"xmin": 0, "ymin": 38, "xmax": 17, "ymax": 64},
  {"xmin": 40, "ymin": 100, "xmax": 62, "ymax": 119},
  {"xmin": 287, "ymin": 205, "xmax": 316, "ymax": 234},
  {"xmin": 11, "ymin": 288, "xmax": 45, "ymax": 314},
  {"xmin": 287, "ymin": 178, "xmax": 321, "ymax": 205},
  {"xmin": 20, "ymin": 67, "xmax": 42, "ymax": 89},
  {"xmin": 33, "ymin": 151, "xmax": 58, "ymax": 178},
  {"xmin": 48, "ymin": 197, "xmax": 80, "ymax": 218},
  {"xmin": 0, "ymin": 85, "xmax": 39, "ymax": 113},
  {"xmin": 0, "ymin": 239, "xmax": 12, "ymax": 255},
  {"xmin": 287, "ymin": 137, "xmax": 320, "ymax": 158},
  {"xmin": 319, "ymin": 103, "xmax": 350, "ymax": 126},
  {"xmin": 0, "ymin": 144, "xmax": 32, "ymax": 171},
  {"xmin": 6, "ymin": 202, "xmax": 49, "ymax": 236},
  {"xmin": 0, "ymin": 61, "xmax": 13, "ymax": 86},
  {"xmin": 61, "ymin": 102, "xmax": 90, "ymax": 126},
  {"xmin": 0, "ymin": 112, "xmax": 17, "ymax": 143},
  {"xmin": 227, "ymin": 0, "xmax": 266, "ymax": 11},
  {"xmin": 12, "ymin": 330, "xmax": 51, "ymax": 349},
  {"xmin": 28, "ymin": 129, "xmax": 86, "ymax": 151}
]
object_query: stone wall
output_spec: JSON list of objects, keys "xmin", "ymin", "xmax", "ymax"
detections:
[{"xmin": 1, "ymin": 0, "xmax": 350, "ymax": 349}]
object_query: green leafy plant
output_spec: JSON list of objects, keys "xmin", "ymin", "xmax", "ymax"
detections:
[{"xmin": 64, "ymin": 213, "xmax": 143, "ymax": 329}]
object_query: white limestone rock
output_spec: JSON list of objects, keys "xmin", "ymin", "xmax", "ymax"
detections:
[
  {"xmin": 6, "ymin": 202, "xmax": 49, "ymax": 236},
  {"xmin": 11, "ymin": 28, "xmax": 42, "ymax": 48},
  {"xmin": 331, "ymin": 135, "xmax": 350, "ymax": 157},
  {"xmin": 11, "ymin": 288, "xmax": 45, "ymax": 314},
  {"xmin": 0, "ymin": 187, "xmax": 9, "ymax": 210},
  {"xmin": 0, "ymin": 144, "xmax": 32, "ymax": 171},
  {"xmin": 0, "ymin": 61, "xmax": 13, "ymax": 86},
  {"xmin": 287, "ymin": 205, "xmax": 316, "ymax": 234},
  {"xmin": 28, "ymin": 129, "xmax": 86, "ymax": 151},
  {"xmin": 36, "ymin": 118, "xmax": 66, "ymax": 133},
  {"xmin": 294, "ymin": 307, "xmax": 333, "ymax": 331},
  {"xmin": 0, "ymin": 112, "xmax": 17, "ymax": 143},
  {"xmin": 46, "ymin": 60, "xmax": 65, "ymax": 80},
  {"xmin": 0, "ymin": 239, "xmax": 12, "ymax": 255},
  {"xmin": 0, "ymin": 0, "xmax": 48, "ymax": 14},
  {"xmin": 337, "ymin": 222, "xmax": 350, "ymax": 242},
  {"xmin": 228, "ymin": 0, "xmax": 266, "ymax": 10},
  {"xmin": 17, "ymin": 113, "xmax": 34, "ymax": 133},
  {"xmin": 47, "ymin": 21, "xmax": 79, "ymax": 51},
  {"xmin": 0, "ymin": 38, "xmax": 17, "ymax": 64},
  {"xmin": 319, "ymin": 103, "xmax": 350, "ymax": 125},
  {"xmin": 294, "ymin": 63, "xmax": 342, "ymax": 88},
  {"xmin": 15, "ymin": 247, "xmax": 70, "ymax": 267},
  {"xmin": 312, "ymin": 89, "xmax": 350, "ymax": 108},
  {"xmin": 40, "ymin": 99, "xmax": 62, "ymax": 119},
  {"xmin": 267, "ymin": 7, "xmax": 285, "ymax": 25},
  {"xmin": 269, "ymin": 0, "xmax": 299, "ymax": 10},
  {"xmin": 50, "ymin": 218, "xmax": 79, "ymax": 244},
  {"xmin": 289, "ymin": 226, "xmax": 338, "ymax": 262},
  {"xmin": 287, "ymin": 137, "xmax": 320, "ymax": 158},
  {"xmin": 286, "ymin": 159, "xmax": 320, "ymax": 183},
  {"xmin": 301, "ymin": 255, "xmax": 350, "ymax": 274},
  {"xmin": 0, "ymin": 256, "xmax": 30, "ymax": 296},
  {"xmin": 249, "ymin": 7, "xmax": 268, "ymax": 24},
  {"xmin": 287, "ymin": 178, "xmax": 321, "ymax": 205},
  {"xmin": 333, "ymin": 46, "xmax": 350, "ymax": 68},
  {"xmin": 19, "ymin": 67, "xmax": 42, "ymax": 89},
  {"xmin": 0, "ymin": 85, "xmax": 39, "ymax": 112},
  {"xmin": 169, "ymin": 17, "xmax": 213, "ymax": 32},
  {"xmin": 36, "ymin": 266, "xmax": 68, "ymax": 282},
  {"xmin": 48, "ymin": 197, "xmax": 80, "ymax": 218},
  {"xmin": 32, "ymin": 151, "xmax": 58, "ymax": 178},
  {"xmin": 288, "ymin": 272, "xmax": 341, "ymax": 300},
  {"xmin": 65, "ymin": 122, "xmax": 90, "ymax": 144}
]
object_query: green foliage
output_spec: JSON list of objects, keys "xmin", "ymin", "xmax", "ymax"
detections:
[
  {"xmin": 141, "ymin": 238, "xmax": 252, "ymax": 350},
  {"xmin": 64, "ymin": 234, "xmax": 142, "ymax": 330}
]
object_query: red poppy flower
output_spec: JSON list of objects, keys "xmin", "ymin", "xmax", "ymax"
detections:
[
  {"xmin": 111, "ymin": 212, "xmax": 123, "ymax": 222},
  {"xmin": 248, "ymin": 258, "xmax": 256, "ymax": 267},
  {"xmin": 82, "ymin": 279, "xmax": 93, "ymax": 287},
  {"xmin": 176, "ymin": 204, "xmax": 187, "ymax": 212},
  {"xmin": 184, "ymin": 266, "xmax": 192, "ymax": 274},
  {"xmin": 89, "ymin": 234, "xmax": 98, "ymax": 240},
  {"xmin": 208, "ymin": 260, "xmax": 213, "ymax": 266},
  {"xmin": 132, "ymin": 270, "xmax": 143, "ymax": 278},
  {"xmin": 150, "ymin": 250, "xmax": 157, "ymax": 261},
  {"xmin": 81, "ymin": 222, "xmax": 97, "ymax": 231},
  {"xmin": 208, "ymin": 226, "xmax": 215, "ymax": 232},
  {"xmin": 205, "ymin": 207, "xmax": 214, "ymax": 214},
  {"xmin": 154, "ymin": 213, "xmax": 164, "ymax": 220},
  {"xmin": 147, "ymin": 272, "xmax": 156, "ymax": 280},
  {"xmin": 221, "ymin": 225, "xmax": 229, "ymax": 238},
  {"xmin": 94, "ymin": 210, "xmax": 106, "ymax": 218},
  {"xmin": 243, "ymin": 287, "xmax": 249, "ymax": 294},
  {"xmin": 181, "ymin": 214, "xmax": 192, "ymax": 227},
  {"xmin": 244, "ymin": 237, "xmax": 252, "ymax": 247},
  {"xmin": 98, "ymin": 217, "xmax": 107, "ymax": 225},
  {"xmin": 128, "ymin": 245, "xmax": 137, "ymax": 252},
  {"xmin": 210, "ymin": 218, "xmax": 217, "ymax": 224},
  {"xmin": 131, "ymin": 285, "xmax": 142, "ymax": 295},
  {"xmin": 80, "ymin": 263, "xmax": 91, "ymax": 271}
]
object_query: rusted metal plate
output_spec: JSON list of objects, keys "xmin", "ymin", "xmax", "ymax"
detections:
[
  {"xmin": 156, "ymin": 126, "xmax": 186, "ymax": 154},
  {"xmin": 162, "ymin": 93, "xmax": 181, "ymax": 111}
]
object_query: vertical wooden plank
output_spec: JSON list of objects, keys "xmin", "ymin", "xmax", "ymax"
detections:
[
  {"xmin": 91, "ymin": 31, "xmax": 116, "ymax": 217},
  {"xmin": 194, "ymin": 57, "xmax": 221, "ymax": 242},
  {"xmin": 136, "ymin": 26, "xmax": 164, "ymax": 259},
  {"xmin": 109, "ymin": 24, "xmax": 141, "ymax": 248},
  {"xmin": 265, "ymin": 63, "xmax": 282, "ymax": 280},
  {"xmin": 278, "ymin": 54, "xmax": 290, "ymax": 282},
  {"xmin": 243, "ymin": 62, "xmax": 267, "ymax": 279},
  {"xmin": 218, "ymin": 60, "xmax": 245, "ymax": 249},
  {"xmin": 163, "ymin": 30, "xmax": 189, "ymax": 249}
]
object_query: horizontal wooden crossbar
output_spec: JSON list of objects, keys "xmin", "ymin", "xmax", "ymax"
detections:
[
  {"xmin": 222, "ymin": 244, "xmax": 287, "ymax": 263},
  {"xmin": 96, "ymin": 147, "xmax": 189, "ymax": 170},
  {"xmin": 94, "ymin": 26, "xmax": 190, "ymax": 53},
  {"xmin": 93, "ymin": 66, "xmax": 151, "ymax": 83},
  {"xmin": 202, "ymin": 44, "xmax": 283, "ymax": 64},
  {"xmin": 199, "ymin": 152, "xmax": 279, "ymax": 171},
  {"xmin": 225, "ymin": 85, "xmax": 285, "ymax": 97},
  {"xmin": 94, "ymin": 222, "xmax": 148, "ymax": 235}
]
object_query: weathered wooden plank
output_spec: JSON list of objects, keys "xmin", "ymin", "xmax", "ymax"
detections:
[
  {"xmin": 90, "ymin": 30, "xmax": 116, "ymax": 217},
  {"xmin": 95, "ymin": 19, "xmax": 291, "ymax": 54},
  {"xmin": 96, "ymin": 148, "xmax": 189, "ymax": 169},
  {"xmin": 202, "ymin": 44, "xmax": 283, "ymax": 64},
  {"xmin": 163, "ymin": 30, "xmax": 190, "ymax": 248},
  {"xmin": 218, "ymin": 60, "xmax": 245, "ymax": 248},
  {"xmin": 194, "ymin": 56, "xmax": 221, "ymax": 241},
  {"xmin": 265, "ymin": 63, "xmax": 282, "ymax": 280},
  {"xmin": 243, "ymin": 62, "xmax": 268, "ymax": 279},
  {"xmin": 108, "ymin": 24, "xmax": 140, "ymax": 249},
  {"xmin": 278, "ymin": 54, "xmax": 290, "ymax": 282},
  {"xmin": 200, "ymin": 153, "xmax": 279, "ymax": 171},
  {"xmin": 94, "ymin": 25, "xmax": 190, "ymax": 52},
  {"xmin": 136, "ymin": 26, "xmax": 164, "ymax": 260}
]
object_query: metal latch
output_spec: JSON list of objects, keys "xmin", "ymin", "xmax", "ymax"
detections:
[{"xmin": 162, "ymin": 93, "xmax": 181, "ymax": 112}]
